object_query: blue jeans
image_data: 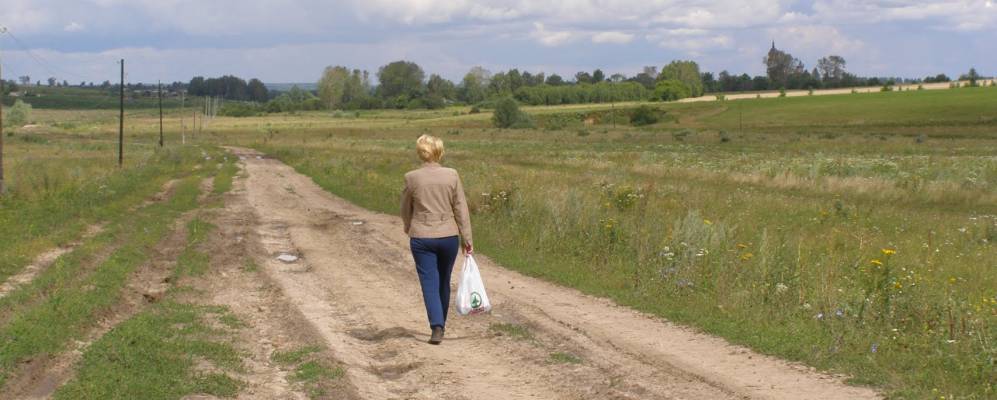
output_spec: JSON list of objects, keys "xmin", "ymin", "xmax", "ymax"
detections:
[{"xmin": 410, "ymin": 236, "xmax": 459, "ymax": 329}]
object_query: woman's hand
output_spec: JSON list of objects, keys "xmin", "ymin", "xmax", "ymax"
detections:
[{"xmin": 464, "ymin": 243, "xmax": 474, "ymax": 255}]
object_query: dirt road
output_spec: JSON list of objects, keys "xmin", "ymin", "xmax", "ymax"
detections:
[{"xmin": 227, "ymin": 147, "xmax": 880, "ymax": 400}]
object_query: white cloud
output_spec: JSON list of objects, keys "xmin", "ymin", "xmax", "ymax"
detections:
[
  {"xmin": 63, "ymin": 21, "xmax": 84, "ymax": 32},
  {"xmin": 768, "ymin": 25, "xmax": 866, "ymax": 58},
  {"xmin": 531, "ymin": 22, "xmax": 575, "ymax": 46},
  {"xmin": 646, "ymin": 28, "xmax": 732, "ymax": 52},
  {"xmin": 591, "ymin": 31, "xmax": 633, "ymax": 44},
  {"xmin": 811, "ymin": 0, "xmax": 997, "ymax": 31}
]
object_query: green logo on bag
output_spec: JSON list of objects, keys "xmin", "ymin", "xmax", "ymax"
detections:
[{"xmin": 470, "ymin": 292, "xmax": 482, "ymax": 309}]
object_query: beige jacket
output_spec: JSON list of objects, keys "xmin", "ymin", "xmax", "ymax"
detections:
[{"xmin": 401, "ymin": 162, "xmax": 473, "ymax": 246}]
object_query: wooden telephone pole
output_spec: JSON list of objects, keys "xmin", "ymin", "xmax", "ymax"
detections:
[
  {"xmin": 158, "ymin": 81, "xmax": 163, "ymax": 147},
  {"xmin": 118, "ymin": 59, "xmax": 124, "ymax": 167},
  {"xmin": 0, "ymin": 51, "xmax": 5, "ymax": 195},
  {"xmin": 1, "ymin": 26, "xmax": 9, "ymax": 195}
]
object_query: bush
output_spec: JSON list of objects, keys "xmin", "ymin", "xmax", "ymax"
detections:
[
  {"xmin": 218, "ymin": 102, "xmax": 262, "ymax": 117},
  {"xmin": 469, "ymin": 106, "xmax": 481, "ymax": 114},
  {"xmin": 629, "ymin": 105, "xmax": 660, "ymax": 126},
  {"xmin": 405, "ymin": 98, "xmax": 426, "ymax": 110},
  {"xmin": 423, "ymin": 95, "xmax": 446, "ymax": 110},
  {"xmin": 6, "ymin": 99, "xmax": 32, "ymax": 127},
  {"xmin": 778, "ymin": 88, "xmax": 787, "ymax": 97},
  {"xmin": 881, "ymin": 85, "xmax": 894, "ymax": 92},
  {"xmin": 492, "ymin": 97, "xmax": 533, "ymax": 129},
  {"xmin": 654, "ymin": 80, "xmax": 690, "ymax": 101}
]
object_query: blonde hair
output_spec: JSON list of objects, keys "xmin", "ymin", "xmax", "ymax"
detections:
[{"xmin": 416, "ymin": 134, "xmax": 445, "ymax": 163}]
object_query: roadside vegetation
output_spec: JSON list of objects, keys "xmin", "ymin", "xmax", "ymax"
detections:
[{"xmin": 223, "ymin": 87, "xmax": 994, "ymax": 398}]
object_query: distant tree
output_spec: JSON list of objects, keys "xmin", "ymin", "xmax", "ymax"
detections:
[
  {"xmin": 816, "ymin": 55, "xmax": 846, "ymax": 85},
  {"xmin": 574, "ymin": 71, "xmax": 592, "ymax": 84},
  {"xmin": 924, "ymin": 74, "xmax": 951, "ymax": 83},
  {"xmin": 592, "ymin": 69, "xmax": 605, "ymax": 83},
  {"xmin": 247, "ymin": 78, "xmax": 269, "ymax": 102},
  {"xmin": 459, "ymin": 67, "xmax": 491, "ymax": 103},
  {"xmin": 18, "ymin": 76, "xmax": 30, "ymax": 86},
  {"xmin": 654, "ymin": 79, "xmax": 691, "ymax": 101},
  {"xmin": 507, "ymin": 69, "xmax": 524, "ymax": 92},
  {"xmin": 62, "ymin": 80, "xmax": 69, "ymax": 87},
  {"xmin": 632, "ymin": 66, "xmax": 657, "ymax": 90},
  {"xmin": 609, "ymin": 73, "xmax": 627, "ymax": 83},
  {"xmin": 376, "ymin": 60, "xmax": 426, "ymax": 100},
  {"xmin": 764, "ymin": 42, "xmax": 802, "ymax": 88},
  {"xmin": 47, "ymin": 77, "xmax": 57, "ymax": 87},
  {"xmin": 658, "ymin": 60, "xmax": 704, "ymax": 97},
  {"xmin": 318, "ymin": 66, "xmax": 351, "ymax": 109},
  {"xmin": 961, "ymin": 67, "xmax": 981, "ymax": 86},
  {"xmin": 545, "ymin": 73, "xmax": 565, "ymax": 86},
  {"xmin": 101, "ymin": 80, "xmax": 111, "ymax": 89},
  {"xmin": 427, "ymin": 74, "xmax": 456, "ymax": 100},
  {"xmin": 488, "ymin": 71, "xmax": 512, "ymax": 97}
]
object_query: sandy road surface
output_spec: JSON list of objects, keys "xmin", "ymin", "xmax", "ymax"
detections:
[{"xmin": 228, "ymin": 147, "xmax": 880, "ymax": 400}]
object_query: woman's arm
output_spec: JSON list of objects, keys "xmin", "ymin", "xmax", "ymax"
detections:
[
  {"xmin": 400, "ymin": 177, "xmax": 414, "ymax": 234},
  {"xmin": 453, "ymin": 173, "xmax": 473, "ymax": 252}
]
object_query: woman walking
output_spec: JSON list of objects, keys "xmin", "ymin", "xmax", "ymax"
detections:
[{"xmin": 401, "ymin": 134, "xmax": 473, "ymax": 345}]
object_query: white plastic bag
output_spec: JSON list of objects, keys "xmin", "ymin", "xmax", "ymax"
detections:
[{"xmin": 456, "ymin": 255, "xmax": 491, "ymax": 315}]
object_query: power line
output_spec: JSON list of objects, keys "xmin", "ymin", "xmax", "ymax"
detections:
[{"xmin": 1, "ymin": 29, "xmax": 91, "ymax": 81}]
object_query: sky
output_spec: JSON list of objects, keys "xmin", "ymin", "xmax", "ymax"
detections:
[{"xmin": 0, "ymin": 0, "xmax": 995, "ymax": 85}]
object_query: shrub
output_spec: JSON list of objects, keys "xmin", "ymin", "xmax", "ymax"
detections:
[
  {"xmin": 654, "ymin": 80, "xmax": 690, "ymax": 101},
  {"xmin": 6, "ymin": 99, "xmax": 32, "ymax": 127},
  {"xmin": 881, "ymin": 85, "xmax": 893, "ymax": 92},
  {"xmin": 218, "ymin": 102, "xmax": 261, "ymax": 117},
  {"xmin": 629, "ymin": 106, "xmax": 660, "ymax": 126},
  {"xmin": 469, "ymin": 106, "xmax": 481, "ymax": 114},
  {"xmin": 778, "ymin": 88, "xmax": 787, "ymax": 97},
  {"xmin": 492, "ymin": 97, "xmax": 533, "ymax": 129}
]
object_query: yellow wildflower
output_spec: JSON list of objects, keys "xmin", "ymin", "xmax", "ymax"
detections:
[
  {"xmin": 894, "ymin": 282, "xmax": 903, "ymax": 289},
  {"xmin": 703, "ymin": 219, "xmax": 713, "ymax": 225},
  {"xmin": 741, "ymin": 253, "xmax": 754, "ymax": 261},
  {"xmin": 737, "ymin": 243, "xmax": 748, "ymax": 249},
  {"xmin": 881, "ymin": 248, "xmax": 896, "ymax": 256},
  {"xmin": 870, "ymin": 259, "xmax": 883, "ymax": 266}
]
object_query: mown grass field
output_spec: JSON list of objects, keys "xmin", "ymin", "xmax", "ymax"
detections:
[{"xmin": 1, "ymin": 86, "xmax": 995, "ymax": 398}]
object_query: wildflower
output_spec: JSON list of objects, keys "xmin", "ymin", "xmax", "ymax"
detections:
[
  {"xmin": 870, "ymin": 343, "xmax": 878, "ymax": 353},
  {"xmin": 741, "ymin": 253, "xmax": 754, "ymax": 261},
  {"xmin": 870, "ymin": 259, "xmax": 883, "ymax": 266},
  {"xmin": 948, "ymin": 277, "xmax": 957, "ymax": 284},
  {"xmin": 775, "ymin": 283, "xmax": 789, "ymax": 294},
  {"xmin": 881, "ymin": 248, "xmax": 896, "ymax": 256},
  {"xmin": 815, "ymin": 312, "xmax": 824, "ymax": 320},
  {"xmin": 893, "ymin": 282, "xmax": 903, "ymax": 289},
  {"xmin": 736, "ymin": 243, "xmax": 748, "ymax": 249},
  {"xmin": 703, "ymin": 219, "xmax": 713, "ymax": 225},
  {"xmin": 835, "ymin": 309, "xmax": 844, "ymax": 317},
  {"xmin": 803, "ymin": 303, "xmax": 812, "ymax": 310}
]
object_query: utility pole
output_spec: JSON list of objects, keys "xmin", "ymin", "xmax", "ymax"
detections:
[
  {"xmin": 158, "ymin": 80, "xmax": 163, "ymax": 147},
  {"xmin": 180, "ymin": 91, "xmax": 186, "ymax": 144},
  {"xmin": 0, "ymin": 33, "xmax": 5, "ymax": 195},
  {"xmin": 0, "ymin": 26, "xmax": 7, "ymax": 195},
  {"xmin": 118, "ymin": 59, "xmax": 124, "ymax": 167}
]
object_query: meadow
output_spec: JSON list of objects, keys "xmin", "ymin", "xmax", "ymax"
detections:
[{"xmin": 1, "ymin": 86, "xmax": 995, "ymax": 398}]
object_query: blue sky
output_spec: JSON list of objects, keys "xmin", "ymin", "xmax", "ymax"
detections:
[{"xmin": 1, "ymin": 0, "xmax": 994, "ymax": 84}]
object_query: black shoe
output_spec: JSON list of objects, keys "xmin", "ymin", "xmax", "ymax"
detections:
[{"xmin": 429, "ymin": 326, "xmax": 444, "ymax": 345}]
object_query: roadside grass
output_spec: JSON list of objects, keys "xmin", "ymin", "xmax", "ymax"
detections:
[
  {"xmin": 225, "ymin": 89, "xmax": 997, "ymax": 398},
  {"xmin": 0, "ymin": 141, "xmax": 210, "ymax": 286},
  {"xmin": 489, "ymin": 322, "xmax": 533, "ymax": 341},
  {"xmin": 172, "ymin": 218, "xmax": 215, "ymax": 278},
  {"xmin": 548, "ymin": 352, "xmax": 582, "ymax": 364},
  {"xmin": 54, "ymin": 160, "xmax": 246, "ymax": 400},
  {"xmin": 272, "ymin": 345, "xmax": 345, "ymax": 398},
  {"xmin": 53, "ymin": 301, "xmax": 244, "ymax": 400},
  {"xmin": 0, "ymin": 176, "xmax": 205, "ymax": 387}
]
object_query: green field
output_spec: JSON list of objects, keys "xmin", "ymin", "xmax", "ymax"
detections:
[{"xmin": 1, "ymin": 86, "xmax": 995, "ymax": 398}]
